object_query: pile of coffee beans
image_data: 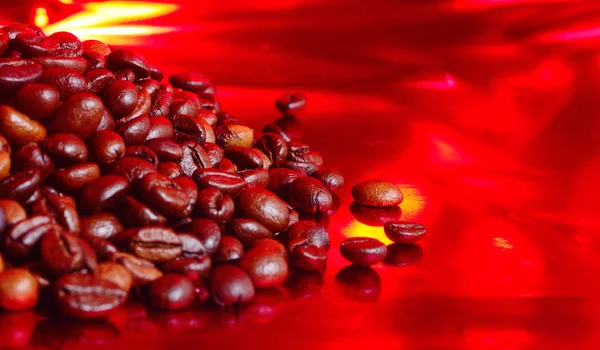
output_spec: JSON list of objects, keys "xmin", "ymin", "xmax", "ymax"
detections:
[{"xmin": 0, "ymin": 23, "xmax": 426, "ymax": 320}]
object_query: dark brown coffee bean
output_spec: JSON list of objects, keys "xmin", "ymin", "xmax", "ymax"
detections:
[
  {"xmin": 261, "ymin": 123, "xmax": 291, "ymax": 142},
  {"xmin": 4, "ymin": 215, "xmax": 61, "ymax": 258},
  {"xmin": 239, "ymin": 248, "xmax": 288, "ymax": 289},
  {"xmin": 117, "ymin": 226, "xmax": 182, "ymax": 263},
  {"xmin": 314, "ymin": 168, "xmax": 344, "ymax": 193},
  {"xmin": 172, "ymin": 176, "xmax": 198, "ymax": 217},
  {"xmin": 184, "ymin": 218, "xmax": 221, "ymax": 256},
  {"xmin": 157, "ymin": 161, "xmax": 182, "ymax": 178},
  {"xmin": 41, "ymin": 230, "xmax": 97, "ymax": 275},
  {"xmin": 87, "ymin": 130, "xmax": 125, "ymax": 164},
  {"xmin": 80, "ymin": 212, "xmax": 122, "ymax": 239},
  {"xmin": 384, "ymin": 243, "xmax": 423, "ymax": 266},
  {"xmin": 0, "ymin": 199, "xmax": 26, "ymax": 226},
  {"xmin": 139, "ymin": 172, "xmax": 192, "ymax": 217},
  {"xmin": 352, "ymin": 180, "xmax": 403, "ymax": 207},
  {"xmin": 85, "ymin": 68, "xmax": 115, "ymax": 94},
  {"xmin": 148, "ymin": 274, "xmax": 195, "ymax": 310},
  {"xmin": 216, "ymin": 158, "xmax": 236, "ymax": 173},
  {"xmin": 0, "ymin": 59, "xmax": 43, "ymax": 92},
  {"xmin": 178, "ymin": 142, "xmax": 212, "ymax": 177},
  {"xmin": 83, "ymin": 51, "xmax": 106, "ymax": 71},
  {"xmin": 115, "ymin": 69, "xmax": 135, "ymax": 82},
  {"xmin": 11, "ymin": 143, "xmax": 54, "ymax": 180},
  {"xmin": 125, "ymin": 145, "xmax": 158, "ymax": 166},
  {"xmin": 169, "ymin": 92, "xmax": 203, "ymax": 117},
  {"xmin": 275, "ymin": 93, "xmax": 306, "ymax": 116},
  {"xmin": 31, "ymin": 186, "xmax": 80, "ymax": 232},
  {"xmin": 103, "ymin": 80, "xmax": 138, "ymax": 117},
  {"xmin": 149, "ymin": 88, "xmax": 173, "ymax": 118},
  {"xmin": 54, "ymin": 273, "xmax": 127, "ymax": 320},
  {"xmin": 256, "ymin": 133, "xmax": 288, "ymax": 162},
  {"xmin": 208, "ymin": 265, "xmax": 255, "ymax": 307},
  {"xmin": 0, "ymin": 105, "xmax": 47, "ymax": 145},
  {"xmin": 266, "ymin": 168, "xmax": 302, "ymax": 198},
  {"xmin": 81, "ymin": 39, "xmax": 110, "ymax": 56},
  {"xmin": 80, "ymin": 232, "xmax": 119, "ymax": 260},
  {"xmin": 238, "ymin": 168, "xmax": 269, "ymax": 188},
  {"xmin": 31, "ymin": 56, "xmax": 87, "ymax": 73},
  {"xmin": 288, "ymin": 176, "xmax": 333, "ymax": 214},
  {"xmin": 229, "ymin": 218, "xmax": 272, "ymax": 247},
  {"xmin": 109, "ymin": 252, "xmax": 162, "ymax": 286},
  {"xmin": 94, "ymin": 262, "xmax": 132, "ymax": 293},
  {"xmin": 144, "ymin": 138, "xmax": 182, "ymax": 162},
  {"xmin": 147, "ymin": 115, "xmax": 174, "ymax": 140},
  {"xmin": 169, "ymin": 72, "xmax": 210, "ymax": 92},
  {"xmin": 48, "ymin": 31, "xmax": 82, "ymax": 56},
  {"xmin": 235, "ymin": 188, "xmax": 290, "ymax": 233},
  {"xmin": 110, "ymin": 156, "xmax": 156, "ymax": 182},
  {"xmin": 0, "ymin": 268, "xmax": 39, "ymax": 311},
  {"xmin": 192, "ymin": 169, "xmax": 246, "ymax": 196},
  {"xmin": 193, "ymin": 188, "xmax": 234, "ymax": 224},
  {"xmin": 171, "ymin": 114, "xmax": 206, "ymax": 144},
  {"xmin": 161, "ymin": 256, "xmax": 211, "ymax": 281},
  {"xmin": 0, "ymin": 168, "xmax": 41, "ymax": 203},
  {"xmin": 52, "ymin": 162, "xmax": 100, "ymax": 192},
  {"xmin": 106, "ymin": 49, "xmax": 150, "ymax": 78},
  {"xmin": 96, "ymin": 107, "xmax": 115, "ymax": 131},
  {"xmin": 272, "ymin": 160, "xmax": 317, "ymax": 176},
  {"xmin": 116, "ymin": 115, "xmax": 151, "ymax": 145},
  {"xmin": 287, "ymin": 140, "xmax": 310, "ymax": 159},
  {"xmin": 118, "ymin": 196, "xmax": 167, "ymax": 227},
  {"xmin": 287, "ymin": 221, "xmax": 330, "ymax": 251},
  {"xmin": 41, "ymin": 133, "xmax": 88, "ymax": 165},
  {"xmin": 383, "ymin": 222, "xmax": 426, "ymax": 244},
  {"xmin": 335, "ymin": 266, "xmax": 381, "ymax": 302},
  {"xmin": 224, "ymin": 147, "xmax": 271, "ymax": 170},
  {"xmin": 39, "ymin": 68, "xmax": 86, "ymax": 101},
  {"xmin": 203, "ymin": 142, "xmax": 223, "ymax": 166},
  {"xmin": 139, "ymin": 78, "xmax": 160, "ymax": 95},
  {"xmin": 214, "ymin": 236, "xmax": 244, "ymax": 264},
  {"xmin": 215, "ymin": 124, "xmax": 254, "ymax": 149},
  {"xmin": 149, "ymin": 65, "xmax": 163, "ymax": 82},
  {"xmin": 15, "ymin": 83, "xmax": 60, "ymax": 120},
  {"xmin": 289, "ymin": 243, "xmax": 327, "ymax": 271},
  {"xmin": 340, "ymin": 237, "xmax": 387, "ymax": 266},
  {"xmin": 79, "ymin": 174, "xmax": 129, "ymax": 213},
  {"xmin": 46, "ymin": 93, "xmax": 104, "ymax": 139}
]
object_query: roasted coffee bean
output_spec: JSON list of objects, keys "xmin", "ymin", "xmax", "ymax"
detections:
[
  {"xmin": 41, "ymin": 133, "xmax": 88, "ymax": 165},
  {"xmin": 161, "ymin": 256, "xmax": 211, "ymax": 281},
  {"xmin": 0, "ymin": 135, "xmax": 10, "ymax": 153},
  {"xmin": 215, "ymin": 124, "xmax": 254, "ymax": 148},
  {"xmin": 290, "ymin": 242, "xmax": 327, "ymax": 271},
  {"xmin": 149, "ymin": 88, "xmax": 173, "ymax": 118},
  {"xmin": 272, "ymin": 160, "xmax": 318, "ymax": 176},
  {"xmin": 208, "ymin": 265, "xmax": 255, "ymax": 307},
  {"xmin": 202, "ymin": 118, "xmax": 216, "ymax": 143},
  {"xmin": 275, "ymin": 93, "xmax": 306, "ymax": 116},
  {"xmin": 216, "ymin": 111, "xmax": 239, "ymax": 125},
  {"xmin": 149, "ymin": 65, "xmax": 163, "ymax": 82},
  {"xmin": 139, "ymin": 172, "xmax": 191, "ymax": 217},
  {"xmin": 340, "ymin": 237, "xmax": 387, "ymax": 266},
  {"xmin": 335, "ymin": 266, "xmax": 381, "ymax": 302},
  {"xmin": 256, "ymin": 133, "xmax": 288, "ymax": 163},
  {"xmin": 116, "ymin": 115, "xmax": 151, "ymax": 145},
  {"xmin": 352, "ymin": 180, "xmax": 403, "ymax": 207},
  {"xmin": 172, "ymin": 176, "xmax": 197, "ymax": 217},
  {"xmin": 0, "ymin": 268, "xmax": 39, "ymax": 311},
  {"xmin": 216, "ymin": 158, "xmax": 236, "ymax": 173},
  {"xmin": 157, "ymin": 161, "xmax": 183, "ymax": 178},
  {"xmin": 41, "ymin": 230, "xmax": 97, "ymax": 275},
  {"xmin": 238, "ymin": 168, "xmax": 269, "ymax": 188},
  {"xmin": 240, "ymin": 248, "xmax": 288, "ymax": 289},
  {"xmin": 288, "ymin": 176, "xmax": 333, "ymax": 215},
  {"xmin": 171, "ymin": 114, "xmax": 207, "ymax": 144},
  {"xmin": 384, "ymin": 243, "xmax": 423, "ymax": 266},
  {"xmin": 79, "ymin": 174, "xmax": 129, "ymax": 213},
  {"xmin": 261, "ymin": 123, "xmax": 291, "ymax": 143},
  {"xmin": 39, "ymin": 68, "xmax": 86, "ymax": 101},
  {"xmin": 170, "ymin": 92, "xmax": 203, "ymax": 117},
  {"xmin": 266, "ymin": 168, "xmax": 302, "ymax": 198},
  {"xmin": 83, "ymin": 51, "xmax": 106, "ymax": 71},
  {"xmin": 114, "ymin": 69, "xmax": 135, "ymax": 82},
  {"xmin": 384, "ymin": 222, "xmax": 426, "ymax": 244},
  {"xmin": 49, "ymin": 31, "xmax": 82, "ymax": 56},
  {"xmin": 80, "ymin": 212, "xmax": 123, "ymax": 239},
  {"xmin": 148, "ymin": 274, "xmax": 195, "ymax": 310},
  {"xmin": 46, "ymin": 93, "xmax": 104, "ymax": 139},
  {"xmin": 224, "ymin": 147, "xmax": 271, "ymax": 170},
  {"xmin": 15, "ymin": 83, "xmax": 60, "ymax": 120},
  {"xmin": 0, "ymin": 168, "xmax": 41, "ymax": 203},
  {"xmin": 4, "ymin": 215, "xmax": 60, "ymax": 258},
  {"xmin": 144, "ymin": 138, "xmax": 182, "ymax": 161},
  {"xmin": 0, "ymin": 150, "xmax": 10, "ymax": 180},
  {"xmin": 125, "ymin": 145, "xmax": 158, "ymax": 166},
  {"xmin": 192, "ymin": 169, "xmax": 246, "ymax": 196},
  {"xmin": 52, "ymin": 162, "xmax": 100, "ymax": 192},
  {"xmin": 0, "ymin": 199, "xmax": 26, "ymax": 225},
  {"xmin": 203, "ymin": 142, "xmax": 224, "ymax": 166},
  {"xmin": 118, "ymin": 196, "xmax": 167, "ymax": 227},
  {"xmin": 179, "ymin": 142, "xmax": 212, "ymax": 177},
  {"xmin": 214, "ymin": 236, "xmax": 244, "ymax": 264},
  {"xmin": 287, "ymin": 140, "xmax": 310, "ymax": 158},
  {"xmin": 31, "ymin": 186, "xmax": 80, "ymax": 232},
  {"xmin": 117, "ymin": 226, "xmax": 182, "ymax": 263},
  {"xmin": 87, "ymin": 130, "xmax": 126, "ymax": 164},
  {"xmin": 288, "ymin": 208, "xmax": 300, "ymax": 227},
  {"xmin": 11, "ymin": 142, "xmax": 54, "ymax": 180},
  {"xmin": 32, "ymin": 56, "xmax": 87, "ymax": 73},
  {"xmin": 85, "ymin": 68, "xmax": 115, "ymax": 94},
  {"xmin": 314, "ymin": 168, "xmax": 344, "ymax": 193},
  {"xmin": 147, "ymin": 115, "xmax": 174, "ymax": 140},
  {"xmin": 96, "ymin": 107, "xmax": 115, "ymax": 131},
  {"xmin": 229, "ymin": 218, "xmax": 272, "ymax": 247},
  {"xmin": 103, "ymin": 80, "xmax": 138, "ymax": 117},
  {"xmin": 0, "ymin": 59, "xmax": 43, "ymax": 92},
  {"xmin": 106, "ymin": 49, "xmax": 150, "ymax": 78},
  {"xmin": 124, "ymin": 90, "xmax": 151, "ymax": 121},
  {"xmin": 54, "ymin": 273, "xmax": 127, "ymax": 320},
  {"xmin": 235, "ymin": 188, "xmax": 290, "ymax": 233},
  {"xmin": 81, "ymin": 232, "xmax": 118, "ymax": 260},
  {"xmin": 94, "ymin": 262, "xmax": 133, "ymax": 293},
  {"xmin": 193, "ymin": 188, "xmax": 234, "ymax": 224},
  {"xmin": 139, "ymin": 78, "xmax": 160, "ymax": 95},
  {"xmin": 184, "ymin": 218, "xmax": 221, "ymax": 256},
  {"xmin": 0, "ymin": 105, "xmax": 47, "ymax": 145},
  {"xmin": 81, "ymin": 39, "xmax": 111, "ymax": 56},
  {"xmin": 250, "ymin": 238, "xmax": 287, "ymax": 260},
  {"xmin": 110, "ymin": 156, "xmax": 156, "ymax": 182},
  {"xmin": 169, "ymin": 72, "xmax": 210, "ymax": 92},
  {"xmin": 287, "ymin": 221, "xmax": 330, "ymax": 251},
  {"xmin": 109, "ymin": 252, "xmax": 162, "ymax": 286}
]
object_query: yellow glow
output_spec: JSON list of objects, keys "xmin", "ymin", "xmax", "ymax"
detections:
[
  {"xmin": 398, "ymin": 184, "xmax": 426, "ymax": 220},
  {"xmin": 493, "ymin": 237, "xmax": 513, "ymax": 250},
  {"xmin": 34, "ymin": 8, "xmax": 49, "ymax": 28},
  {"xmin": 59, "ymin": 0, "xmax": 74, "ymax": 4},
  {"xmin": 342, "ymin": 221, "xmax": 393, "ymax": 244}
]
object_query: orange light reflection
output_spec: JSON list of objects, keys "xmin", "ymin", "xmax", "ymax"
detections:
[{"xmin": 34, "ymin": 8, "xmax": 49, "ymax": 28}]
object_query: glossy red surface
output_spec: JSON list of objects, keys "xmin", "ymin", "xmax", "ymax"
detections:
[{"xmin": 3, "ymin": 0, "xmax": 600, "ymax": 349}]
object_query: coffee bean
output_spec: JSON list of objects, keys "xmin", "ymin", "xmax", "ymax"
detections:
[
  {"xmin": 109, "ymin": 252, "xmax": 162, "ymax": 286},
  {"xmin": 224, "ymin": 147, "xmax": 271, "ymax": 170},
  {"xmin": 272, "ymin": 160, "xmax": 317, "ymax": 176},
  {"xmin": 4, "ymin": 216, "xmax": 59, "ymax": 259},
  {"xmin": 0, "ymin": 151, "xmax": 10, "ymax": 180},
  {"xmin": 110, "ymin": 156, "xmax": 156, "ymax": 183},
  {"xmin": 54, "ymin": 273, "xmax": 127, "ymax": 320},
  {"xmin": 15, "ymin": 83, "xmax": 60, "ymax": 120},
  {"xmin": 31, "ymin": 186, "xmax": 80, "ymax": 232},
  {"xmin": 229, "ymin": 218, "xmax": 272, "ymax": 247},
  {"xmin": 215, "ymin": 124, "xmax": 254, "ymax": 149},
  {"xmin": 118, "ymin": 196, "xmax": 167, "ymax": 227},
  {"xmin": 179, "ymin": 142, "xmax": 212, "ymax": 177},
  {"xmin": 81, "ymin": 39, "xmax": 111, "ymax": 56},
  {"xmin": 117, "ymin": 226, "xmax": 182, "ymax": 263},
  {"xmin": 185, "ymin": 218, "xmax": 221, "ymax": 256},
  {"xmin": 384, "ymin": 221, "xmax": 426, "ymax": 244},
  {"xmin": 83, "ymin": 52, "xmax": 107, "ymax": 71},
  {"xmin": 171, "ymin": 114, "xmax": 207, "ymax": 144},
  {"xmin": 275, "ymin": 93, "xmax": 306, "ymax": 116},
  {"xmin": 147, "ymin": 115, "xmax": 175, "ymax": 140},
  {"xmin": 139, "ymin": 172, "xmax": 192, "ymax": 217},
  {"xmin": 314, "ymin": 168, "xmax": 344, "ymax": 193},
  {"xmin": 96, "ymin": 107, "xmax": 115, "ymax": 131},
  {"xmin": 0, "ymin": 168, "xmax": 42, "ymax": 203},
  {"xmin": 214, "ymin": 236, "xmax": 244, "ymax": 264},
  {"xmin": 192, "ymin": 169, "xmax": 246, "ymax": 196},
  {"xmin": 79, "ymin": 174, "xmax": 129, "ymax": 213},
  {"xmin": 148, "ymin": 274, "xmax": 195, "ymax": 310},
  {"xmin": 106, "ymin": 49, "xmax": 150, "ymax": 78},
  {"xmin": 94, "ymin": 262, "xmax": 132, "ymax": 293},
  {"xmin": 351, "ymin": 180, "xmax": 403, "ymax": 207},
  {"xmin": 193, "ymin": 188, "xmax": 234, "ymax": 224},
  {"xmin": 139, "ymin": 78, "xmax": 160, "ymax": 95},
  {"xmin": 266, "ymin": 168, "xmax": 302, "ymax": 198},
  {"xmin": 11, "ymin": 142, "xmax": 54, "ymax": 180},
  {"xmin": 340, "ymin": 237, "xmax": 387, "ymax": 266},
  {"xmin": 115, "ymin": 115, "xmax": 151, "ymax": 145},
  {"xmin": 0, "ymin": 199, "xmax": 26, "ymax": 225},
  {"xmin": 114, "ymin": 69, "xmax": 135, "ymax": 82},
  {"xmin": 41, "ymin": 229, "xmax": 97, "ymax": 275},
  {"xmin": 157, "ymin": 161, "xmax": 183, "ymax": 178},
  {"xmin": 87, "ymin": 130, "xmax": 126, "ymax": 164},
  {"xmin": 39, "ymin": 68, "xmax": 86, "ymax": 101},
  {"xmin": 103, "ymin": 80, "xmax": 138, "ymax": 117},
  {"xmin": 0, "ymin": 60, "xmax": 43, "ymax": 92},
  {"xmin": 384, "ymin": 243, "xmax": 423, "ymax": 266},
  {"xmin": 249, "ymin": 239, "xmax": 287, "ymax": 261},
  {"xmin": 52, "ymin": 162, "xmax": 100, "ymax": 192},
  {"xmin": 239, "ymin": 248, "xmax": 288, "ymax": 289},
  {"xmin": 172, "ymin": 176, "xmax": 197, "ymax": 217},
  {"xmin": 42, "ymin": 133, "xmax": 88, "ymax": 165},
  {"xmin": 261, "ymin": 123, "xmax": 291, "ymax": 143},
  {"xmin": 169, "ymin": 72, "xmax": 210, "ymax": 92},
  {"xmin": 177, "ymin": 232, "xmax": 205, "ymax": 257},
  {"xmin": 216, "ymin": 158, "xmax": 237, "ymax": 173},
  {"xmin": 31, "ymin": 56, "xmax": 87, "ymax": 73},
  {"xmin": 161, "ymin": 256, "xmax": 211, "ymax": 281},
  {"xmin": 149, "ymin": 89, "xmax": 173, "ymax": 119},
  {"xmin": 125, "ymin": 145, "xmax": 158, "ymax": 166},
  {"xmin": 80, "ymin": 212, "xmax": 123, "ymax": 239},
  {"xmin": 256, "ymin": 133, "xmax": 288, "ymax": 163},
  {"xmin": 203, "ymin": 142, "xmax": 224, "ymax": 166},
  {"xmin": 290, "ymin": 242, "xmax": 327, "ymax": 271},
  {"xmin": 238, "ymin": 169, "xmax": 269, "ymax": 188},
  {"xmin": 80, "ymin": 232, "xmax": 118, "ymax": 260},
  {"xmin": 335, "ymin": 266, "xmax": 381, "ymax": 302},
  {"xmin": 46, "ymin": 92, "xmax": 104, "ymax": 139},
  {"xmin": 0, "ymin": 268, "xmax": 39, "ymax": 311},
  {"xmin": 287, "ymin": 221, "xmax": 330, "ymax": 251},
  {"xmin": 235, "ymin": 188, "xmax": 290, "ymax": 233},
  {"xmin": 85, "ymin": 68, "xmax": 114, "ymax": 94},
  {"xmin": 144, "ymin": 138, "xmax": 182, "ymax": 162},
  {"xmin": 288, "ymin": 176, "xmax": 333, "ymax": 214},
  {"xmin": 0, "ymin": 105, "xmax": 47, "ymax": 145},
  {"xmin": 208, "ymin": 265, "xmax": 255, "ymax": 307}
]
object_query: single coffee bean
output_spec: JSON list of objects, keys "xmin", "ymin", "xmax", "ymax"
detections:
[
  {"xmin": 3, "ymin": 215, "xmax": 59, "ymax": 258},
  {"xmin": 103, "ymin": 80, "xmax": 138, "ymax": 117},
  {"xmin": 85, "ymin": 68, "xmax": 114, "ymax": 94},
  {"xmin": 172, "ymin": 176, "xmax": 197, "ymax": 217},
  {"xmin": 80, "ymin": 212, "xmax": 123, "ymax": 239},
  {"xmin": 118, "ymin": 196, "xmax": 167, "ymax": 227},
  {"xmin": 290, "ymin": 243, "xmax": 327, "ymax": 271},
  {"xmin": 201, "ymin": 118, "xmax": 215, "ymax": 143},
  {"xmin": 94, "ymin": 262, "xmax": 133, "ymax": 293},
  {"xmin": 147, "ymin": 115, "xmax": 175, "ymax": 140},
  {"xmin": 87, "ymin": 130, "xmax": 126, "ymax": 164},
  {"xmin": 41, "ymin": 133, "xmax": 88, "ymax": 165},
  {"xmin": 239, "ymin": 248, "xmax": 288, "ymax": 289},
  {"xmin": 193, "ymin": 188, "xmax": 234, "ymax": 224},
  {"xmin": 83, "ymin": 51, "xmax": 107, "ymax": 71},
  {"xmin": 109, "ymin": 252, "xmax": 162, "ymax": 286},
  {"xmin": 148, "ymin": 274, "xmax": 195, "ymax": 310},
  {"xmin": 275, "ymin": 93, "xmax": 306, "ymax": 116},
  {"xmin": 192, "ymin": 169, "xmax": 246, "ymax": 196},
  {"xmin": 351, "ymin": 180, "xmax": 403, "ymax": 207},
  {"xmin": 39, "ymin": 67, "xmax": 87, "ymax": 101},
  {"xmin": 0, "ymin": 135, "xmax": 10, "ymax": 153},
  {"xmin": 81, "ymin": 39, "xmax": 111, "ymax": 56},
  {"xmin": 236, "ymin": 188, "xmax": 289, "ymax": 233},
  {"xmin": 124, "ymin": 89, "xmax": 151, "ymax": 121},
  {"xmin": 54, "ymin": 273, "xmax": 127, "ymax": 320},
  {"xmin": 216, "ymin": 158, "xmax": 236, "ymax": 173},
  {"xmin": 79, "ymin": 174, "xmax": 129, "ymax": 213},
  {"xmin": 0, "ymin": 199, "xmax": 26, "ymax": 225},
  {"xmin": 250, "ymin": 239, "xmax": 287, "ymax": 260},
  {"xmin": 161, "ymin": 255, "xmax": 211, "ymax": 281},
  {"xmin": 114, "ymin": 69, "xmax": 135, "ymax": 82},
  {"xmin": 169, "ymin": 72, "xmax": 210, "ymax": 92},
  {"xmin": 0, "ymin": 168, "xmax": 42, "ymax": 203},
  {"xmin": 110, "ymin": 156, "xmax": 156, "ymax": 183},
  {"xmin": 215, "ymin": 124, "xmax": 254, "ymax": 148},
  {"xmin": 178, "ymin": 142, "xmax": 212, "ymax": 177},
  {"xmin": 117, "ymin": 226, "xmax": 182, "ymax": 263},
  {"xmin": 157, "ymin": 161, "xmax": 183, "ymax": 178},
  {"xmin": 144, "ymin": 138, "xmax": 182, "ymax": 162},
  {"xmin": 288, "ymin": 176, "xmax": 333, "ymax": 215},
  {"xmin": 256, "ymin": 133, "xmax": 288, "ymax": 163},
  {"xmin": 11, "ymin": 142, "xmax": 55, "ymax": 180},
  {"xmin": 287, "ymin": 140, "xmax": 310, "ymax": 158},
  {"xmin": 169, "ymin": 92, "xmax": 203, "ymax": 117},
  {"xmin": 52, "ymin": 162, "xmax": 100, "ymax": 192},
  {"xmin": 383, "ymin": 221, "xmax": 426, "ymax": 244},
  {"xmin": 314, "ymin": 168, "xmax": 344, "ymax": 193},
  {"xmin": 266, "ymin": 168, "xmax": 302, "ymax": 198},
  {"xmin": 229, "ymin": 218, "xmax": 272, "ymax": 247},
  {"xmin": 49, "ymin": 31, "xmax": 82, "ymax": 56},
  {"xmin": 203, "ymin": 142, "xmax": 224, "ymax": 166},
  {"xmin": 139, "ymin": 172, "xmax": 191, "ymax": 217},
  {"xmin": 238, "ymin": 168, "xmax": 269, "ymax": 188},
  {"xmin": 0, "ymin": 105, "xmax": 47, "ymax": 145},
  {"xmin": 272, "ymin": 160, "xmax": 318, "ymax": 176},
  {"xmin": 80, "ymin": 232, "xmax": 118, "ymax": 260},
  {"xmin": 139, "ymin": 78, "xmax": 160, "ymax": 95},
  {"xmin": 106, "ymin": 49, "xmax": 150, "ymax": 78},
  {"xmin": 214, "ymin": 235, "xmax": 244, "ymax": 264},
  {"xmin": 384, "ymin": 243, "xmax": 423, "ymax": 266},
  {"xmin": 171, "ymin": 114, "xmax": 207, "ymax": 144},
  {"xmin": 96, "ymin": 107, "xmax": 115, "ymax": 131},
  {"xmin": 262, "ymin": 123, "xmax": 291, "ymax": 143},
  {"xmin": 125, "ymin": 145, "xmax": 158, "ymax": 166},
  {"xmin": 31, "ymin": 56, "xmax": 87, "ymax": 73},
  {"xmin": 15, "ymin": 83, "xmax": 60, "ymax": 120},
  {"xmin": 208, "ymin": 265, "xmax": 255, "ymax": 307},
  {"xmin": 31, "ymin": 186, "xmax": 80, "ymax": 232},
  {"xmin": 46, "ymin": 92, "xmax": 104, "ymax": 139},
  {"xmin": 0, "ymin": 60, "xmax": 43, "ymax": 92},
  {"xmin": 184, "ymin": 218, "xmax": 221, "ymax": 256},
  {"xmin": 287, "ymin": 221, "xmax": 330, "ymax": 251},
  {"xmin": 41, "ymin": 229, "xmax": 97, "ymax": 275},
  {"xmin": 224, "ymin": 147, "xmax": 271, "ymax": 170},
  {"xmin": 340, "ymin": 237, "xmax": 387, "ymax": 266},
  {"xmin": 115, "ymin": 115, "xmax": 151, "ymax": 145},
  {"xmin": 0, "ymin": 268, "xmax": 39, "ymax": 311},
  {"xmin": 335, "ymin": 266, "xmax": 381, "ymax": 302},
  {"xmin": 0, "ymin": 151, "xmax": 10, "ymax": 180}
]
